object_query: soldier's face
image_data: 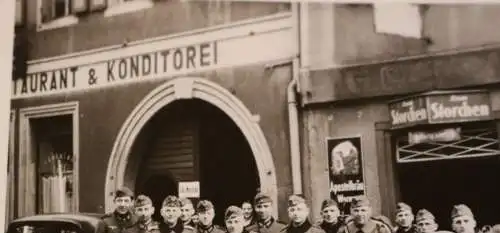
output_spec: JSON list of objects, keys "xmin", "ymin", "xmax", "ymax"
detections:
[
  {"xmin": 321, "ymin": 206, "xmax": 340, "ymax": 223},
  {"xmin": 396, "ymin": 210, "xmax": 414, "ymax": 228},
  {"xmin": 226, "ymin": 216, "xmax": 244, "ymax": 233},
  {"xmin": 161, "ymin": 206, "xmax": 181, "ymax": 224},
  {"xmin": 114, "ymin": 196, "xmax": 133, "ymax": 214},
  {"xmin": 180, "ymin": 204, "xmax": 195, "ymax": 221},
  {"xmin": 288, "ymin": 203, "xmax": 310, "ymax": 224},
  {"xmin": 198, "ymin": 209, "xmax": 215, "ymax": 226},
  {"xmin": 135, "ymin": 204, "xmax": 155, "ymax": 222},
  {"xmin": 350, "ymin": 206, "xmax": 372, "ymax": 225},
  {"xmin": 241, "ymin": 203, "xmax": 253, "ymax": 219},
  {"xmin": 255, "ymin": 202, "xmax": 273, "ymax": 221},
  {"xmin": 416, "ymin": 219, "xmax": 438, "ymax": 233},
  {"xmin": 452, "ymin": 216, "xmax": 476, "ymax": 233}
]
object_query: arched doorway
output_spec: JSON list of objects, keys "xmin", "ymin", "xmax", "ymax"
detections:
[{"xmin": 105, "ymin": 77, "xmax": 278, "ymax": 219}]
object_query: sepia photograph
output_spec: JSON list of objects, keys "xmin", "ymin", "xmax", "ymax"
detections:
[{"xmin": 3, "ymin": 2, "xmax": 500, "ymax": 233}]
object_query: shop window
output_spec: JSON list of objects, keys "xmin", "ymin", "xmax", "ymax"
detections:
[
  {"xmin": 18, "ymin": 102, "xmax": 79, "ymax": 217},
  {"xmin": 32, "ymin": 115, "xmax": 75, "ymax": 213},
  {"xmin": 38, "ymin": 0, "xmax": 79, "ymax": 31},
  {"xmin": 396, "ymin": 123, "xmax": 500, "ymax": 163},
  {"xmin": 104, "ymin": 0, "xmax": 153, "ymax": 17}
]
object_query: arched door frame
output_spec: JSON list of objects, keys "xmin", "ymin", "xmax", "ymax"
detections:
[{"xmin": 105, "ymin": 77, "xmax": 278, "ymax": 217}]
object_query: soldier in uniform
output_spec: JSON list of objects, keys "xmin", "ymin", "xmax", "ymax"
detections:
[
  {"xmin": 342, "ymin": 196, "xmax": 392, "ymax": 233},
  {"xmin": 224, "ymin": 206, "xmax": 256, "ymax": 233},
  {"xmin": 242, "ymin": 201, "xmax": 256, "ymax": 228},
  {"xmin": 245, "ymin": 193, "xmax": 286, "ymax": 233},
  {"xmin": 281, "ymin": 194, "xmax": 325, "ymax": 233},
  {"xmin": 450, "ymin": 205, "xmax": 477, "ymax": 233},
  {"xmin": 134, "ymin": 195, "xmax": 161, "ymax": 233},
  {"xmin": 394, "ymin": 203, "xmax": 416, "ymax": 233},
  {"xmin": 159, "ymin": 195, "xmax": 195, "ymax": 233},
  {"xmin": 316, "ymin": 199, "xmax": 344, "ymax": 233},
  {"xmin": 102, "ymin": 187, "xmax": 139, "ymax": 233},
  {"xmin": 196, "ymin": 200, "xmax": 225, "ymax": 233},
  {"xmin": 180, "ymin": 198, "xmax": 197, "ymax": 228},
  {"xmin": 414, "ymin": 209, "xmax": 438, "ymax": 233}
]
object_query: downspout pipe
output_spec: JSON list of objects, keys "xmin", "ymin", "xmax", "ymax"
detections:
[{"xmin": 289, "ymin": 2, "xmax": 303, "ymax": 195}]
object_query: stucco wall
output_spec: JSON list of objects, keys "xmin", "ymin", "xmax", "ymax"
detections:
[
  {"xmin": 305, "ymin": 4, "xmax": 500, "ymax": 70},
  {"xmin": 11, "ymin": 63, "xmax": 294, "ymax": 219},
  {"xmin": 23, "ymin": 1, "xmax": 290, "ymax": 60}
]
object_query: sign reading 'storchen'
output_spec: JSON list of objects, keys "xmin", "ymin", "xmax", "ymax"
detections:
[{"xmin": 388, "ymin": 91, "xmax": 492, "ymax": 128}]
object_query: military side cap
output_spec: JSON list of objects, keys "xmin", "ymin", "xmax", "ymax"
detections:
[
  {"xmin": 416, "ymin": 209, "xmax": 435, "ymax": 222},
  {"xmin": 451, "ymin": 204, "xmax": 474, "ymax": 219},
  {"xmin": 225, "ymin": 206, "xmax": 243, "ymax": 221},
  {"xmin": 115, "ymin": 187, "xmax": 134, "ymax": 199},
  {"xmin": 351, "ymin": 196, "xmax": 370, "ymax": 208},
  {"xmin": 197, "ymin": 200, "xmax": 214, "ymax": 212},
  {"xmin": 321, "ymin": 199, "xmax": 338, "ymax": 210},
  {"xmin": 254, "ymin": 193, "xmax": 272, "ymax": 205},
  {"xmin": 135, "ymin": 194, "xmax": 153, "ymax": 207},
  {"xmin": 162, "ymin": 195, "xmax": 182, "ymax": 207},
  {"xmin": 396, "ymin": 202, "xmax": 412, "ymax": 214},
  {"xmin": 180, "ymin": 198, "xmax": 193, "ymax": 206},
  {"xmin": 288, "ymin": 194, "xmax": 306, "ymax": 207}
]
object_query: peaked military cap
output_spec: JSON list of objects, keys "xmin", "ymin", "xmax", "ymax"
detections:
[
  {"xmin": 321, "ymin": 199, "xmax": 338, "ymax": 210},
  {"xmin": 416, "ymin": 209, "xmax": 435, "ymax": 222},
  {"xmin": 115, "ymin": 187, "xmax": 134, "ymax": 199},
  {"xmin": 288, "ymin": 194, "xmax": 306, "ymax": 207},
  {"xmin": 396, "ymin": 202, "xmax": 412, "ymax": 214},
  {"xmin": 135, "ymin": 194, "xmax": 153, "ymax": 207},
  {"xmin": 197, "ymin": 200, "xmax": 214, "ymax": 212},
  {"xmin": 351, "ymin": 196, "xmax": 370, "ymax": 208},
  {"xmin": 451, "ymin": 204, "xmax": 474, "ymax": 219},
  {"xmin": 225, "ymin": 206, "xmax": 243, "ymax": 221},
  {"xmin": 180, "ymin": 197, "xmax": 193, "ymax": 206},
  {"xmin": 254, "ymin": 192, "xmax": 273, "ymax": 205},
  {"xmin": 162, "ymin": 195, "xmax": 182, "ymax": 208}
]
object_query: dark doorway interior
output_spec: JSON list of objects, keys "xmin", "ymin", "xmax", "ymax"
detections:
[
  {"xmin": 397, "ymin": 156, "xmax": 500, "ymax": 229},
  {"xmin": 134, "ymin": 99, "xmax": 260, "ymax": 225}
]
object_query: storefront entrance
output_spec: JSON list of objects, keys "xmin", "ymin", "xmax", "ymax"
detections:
[
  {"xmin": 105, "ymin": 78, "xmax": 278, "ymax": 220},
  {"xmin": 132, "ymin": 99, "xmax": 259, "ymax": 223},
  {"xmin": 394, "ymin": 122, "xmax": 500, "ymax": 229}
]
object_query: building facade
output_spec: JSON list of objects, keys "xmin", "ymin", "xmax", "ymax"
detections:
[
  {"xmin": 300, "ymin": 3, "xmax": 500, "ymax": 229},
  {"xmin": 10, "ymin": 1, "xmax": 500, "ymax": 229},
  {"xmin": 10, "ymin": 0, "xmax": 297, "ymax": 225}
]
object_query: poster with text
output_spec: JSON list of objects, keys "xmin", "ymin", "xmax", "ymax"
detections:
[{"xmin": 327, "ymin": 136, "xmax": 366, "ymax": 215}]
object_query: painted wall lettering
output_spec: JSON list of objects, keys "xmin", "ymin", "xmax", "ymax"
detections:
[{"xmin": 13, "ymin": 42, "xmax": 217, "ymax": 98}]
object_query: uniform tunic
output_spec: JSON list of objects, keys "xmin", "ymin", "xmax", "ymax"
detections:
[
  {"xmin": 317, "ymin": 221, "xmax": 345, "ymax": 233},
  {"xmin": 160, "ymin": 220, "xmax": 196, "ymax": 233},
  {"xmin": 342, "ymin": 218, "xmax": 392, "ymax": 233},
  {"xmin": 395, "ymin": 226, "xmax": 417, "ymax": 233},
  {"xmin": 102, "ymin": 211, "xmax": 139, "ymax": 233},
  {"xmin": 281, "ymin": 221, "xmax": 326, "ymax": 233},
  {"xmin": 196, "ymin": 224, "xmax": 226, "ymax": 233},
  {"xmin": 137, "ymin": 220, "xmax": 161, "ymax": 233},
  {"xmin": 246, "ymin": 218, "xmax": 287, "ymax": 233}
]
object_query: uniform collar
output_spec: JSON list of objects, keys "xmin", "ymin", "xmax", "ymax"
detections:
[
  {"xmin": 349, "ymin": 220, "xmax": 377, "ymax": 233},
  {"xmin": 259, "ymin": 217, "xmax": 275, "ymax": 228},
  {"xmin": 139, "ymin": 219, "xmax": 153, "ymax": 229},
  {"xmin": 198, "ymin": 224, "xmax": 214, "ymax": 232}
]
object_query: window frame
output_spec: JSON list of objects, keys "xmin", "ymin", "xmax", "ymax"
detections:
[
  {"xmin": 18, "ymin": 102, "xmax": 80, "ymax": 216},
  {"xmin": 103, "ymin": 0, "xmax": 153, "ymax": 18},
  {"xmin": 36, "ymin": 0, "xmax": 79, "ymax": 32}
]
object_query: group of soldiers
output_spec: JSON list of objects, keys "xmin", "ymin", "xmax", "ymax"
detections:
[{"xmin": 101, "ymin": 187, "xmax": 499, "ymax": 233}]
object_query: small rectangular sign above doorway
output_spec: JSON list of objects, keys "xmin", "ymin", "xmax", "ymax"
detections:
[{"xmin": 178, "ymin": 181, "xmax": 200, "ymax": 198}]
